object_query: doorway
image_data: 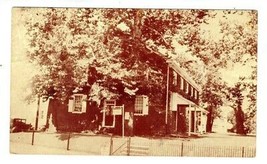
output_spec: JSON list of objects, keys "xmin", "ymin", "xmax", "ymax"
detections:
[{"xmin": 176, "ymin": 105, "xmax": 187, "ymax": 133}]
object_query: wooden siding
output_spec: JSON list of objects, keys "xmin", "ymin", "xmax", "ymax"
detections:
[{"xmin": 169, "ymin": 68, "xmax": 199, "ymax": 105}]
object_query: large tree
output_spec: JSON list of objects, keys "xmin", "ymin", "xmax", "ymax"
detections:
[
  {"xmin": 22, "ymin": 8, "xmax": 211, "ymax": 134},
  {"xmin": 23, "ymin": 8, "xmax": 257, "ymax": 134},
  {"xmin": 24, "ymin": 8, "xmax": 108, "ymax": 101},
  {"xmin": 184, "ymin": 10, "xmax": 257, "ymax": 133},
  {"xmin": 24, "ymin": 8, "xmax": 209, "ymax": 104},
  {"xmin": 227, "ymin": 82, "xmax": 247, "ymax": 135}
]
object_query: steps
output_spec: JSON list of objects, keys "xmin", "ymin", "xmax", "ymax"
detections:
[
  {"xmin": 129, "ymin": 144, "xmax": 149, "ymax": 156},
  {"xmin": 119, "ymin": 144, "xmax": 149, "ymax": 156}
]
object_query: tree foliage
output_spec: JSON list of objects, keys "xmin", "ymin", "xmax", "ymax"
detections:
[
  {"xmin": 22, "ymin": 8, "xmax": 257, "ymax": 134},
  {"xmin": 183, "ymin": 10, "xmax": 257, "ymax": 133},
  {"xmin": 226, "ymin": 83, "xmax": 247, "ymax": 134},
  {"xmin": 24, "ymin": 8, "xmax": 209, "ymax": 102}
]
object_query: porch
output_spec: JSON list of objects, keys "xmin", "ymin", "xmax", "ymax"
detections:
[{"xmin": 170, "ymin": 92, "xmax": 208, "ymax": 136}]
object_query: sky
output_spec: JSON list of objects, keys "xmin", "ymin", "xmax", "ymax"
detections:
[{"xmin": 11, "ymin": 9, "xmax": 37, "ymax": 123}]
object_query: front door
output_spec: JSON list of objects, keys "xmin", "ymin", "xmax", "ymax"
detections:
[{"xmin": 177, "ymin": 105, "xmax": 187, "ymax": 133}]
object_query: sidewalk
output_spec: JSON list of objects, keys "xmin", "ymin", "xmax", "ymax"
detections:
[{"xmin": 10, "ymin": 142, "xmax": 95, "ymax": 155}]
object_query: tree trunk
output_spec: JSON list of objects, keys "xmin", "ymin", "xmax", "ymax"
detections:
[
  {"xmin": 235, "ymin": 105, "xmax": 246, "ymax": 135},
  {"xmin": 206, "ymin": 106, "xmax": 213, "ymax": 133}
]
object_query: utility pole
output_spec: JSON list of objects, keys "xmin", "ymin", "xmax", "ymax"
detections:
[
  {"xmin": 122, "ymin": 105, "xmax": 125, "ymax": 138},
  {"xmin": 165, "ymin": 65, "xmax": 170, "ymax": 134},
  {"xmin": 35, "ymin": 95, "xmax": 41, "ymax": 130},
  {"xmin": 32, "ymin": 95, "xmax": 40, "ymax": 145}
]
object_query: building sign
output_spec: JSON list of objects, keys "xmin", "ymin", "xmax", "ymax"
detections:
[{"xmin": 125, "ymin": 112, "xmax": 130, "ymax": 120}]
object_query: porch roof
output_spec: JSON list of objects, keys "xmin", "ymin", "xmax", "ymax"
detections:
[
  {"xmin": 187, "ymin": 106, "xmax": 209, "ymax": 114},
  {"xmin": 175, "ymin": 92, "xmax": 196, "ymax": 105},
  {"xmin": 170, "ymin": 92, "xmax": 195, "ymax": 111},
  {"xmin": 170, "ymin": 92, "xmax": 208, "ymax": 114}
]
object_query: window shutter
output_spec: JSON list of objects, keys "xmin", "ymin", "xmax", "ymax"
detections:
[
  {"xmin": 68, "ymin": 98, "xmax": 74, "ymax": 113},
  {"xmin": 81, "ymin": 95, "xmax": 87, "ymax": 113}
]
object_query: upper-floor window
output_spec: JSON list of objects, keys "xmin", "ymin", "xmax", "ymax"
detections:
[
  {"xmin": 195, "ymin": 90, "xmax": 198, "ymax": 100},
  {"xmin": 186, "ymin": 82, "xmax": 189, "ymax": 94},
  {"xmin": 191, "ymin": 87, "xmax": 194, "ymax": 97},
  {"xmin": 173, "ymin": 71, "xmax": 177, "ymax": 86},
  {"xmin": 180, "ymin": 77, "xmax": 184, "ymax": 90}
]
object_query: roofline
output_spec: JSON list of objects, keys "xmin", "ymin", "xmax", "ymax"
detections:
[
  {"xmin": 175, "ymin": 92, "xmax": 196, "ymax": 105},
  {"xmin": 167, "ymin": 59, "xmax": 201, "ymax": 91}
]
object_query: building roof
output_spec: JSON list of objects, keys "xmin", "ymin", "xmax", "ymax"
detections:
[
  {"xmin": 144, "ymin": 48, "xmax": 201, "ymax": 92},
  {"xmin": 171, "ymin": 92, "xmax": 196, "ymax": 106},
  {"xmin": 167, "ymin": 59, "xmax": 201, "ymax": 91}
]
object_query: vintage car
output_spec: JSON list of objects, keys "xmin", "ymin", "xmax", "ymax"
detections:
[{"xmin": 10, "ymin": 118, "xmax": 33, "ymax": 133}]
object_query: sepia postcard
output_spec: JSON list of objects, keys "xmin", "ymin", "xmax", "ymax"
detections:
[{"xmin": 10, "ymin": 7, "xmax": 257, "ymax": 157}]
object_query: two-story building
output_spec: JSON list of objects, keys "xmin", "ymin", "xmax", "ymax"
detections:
[
  {"xmin": 167, "ymin": 60, "xmax": 208, "ymax": 135},
  {"xmin": 35, "ymin": 53, "xmax": 207, "ymax": 136}
]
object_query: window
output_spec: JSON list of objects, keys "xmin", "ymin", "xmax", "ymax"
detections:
[
  {"xmin": 173, "ymin": 71, "xmax": 177, "ymax": 86},
  {"xmin": 134, "ymin": 95, "xmax": 149, "ymax": 115},
  {"xmin": 186, "ymin": 82, "xmax": 189, "ymax": 94},
  {"xmin": 68, "ymin": 94, "xmax": 87, "ymax": 113},
  {"xmin": 191, "ymin": 87, "xmax": 194, "ymax": 97},
  {"xmin": 195, "ymin": 90, "xmax": 198, "ymax": 100},
  {"xmin": 74, "ymin": 95, "xmax": 83, "ymax": 112},
  {"xmin": 180, "ymin": 77, "xmax": 184, "ymax": 90}
]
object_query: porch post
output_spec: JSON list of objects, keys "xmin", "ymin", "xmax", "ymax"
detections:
[
  {"xmin": 200, "ymin": 110, "xmax": 203, "ymax": 134},
  {"xmin": 102, "ymin": 107, "xmax": 106, "ymax": 127},
  {"xmin": 188, "ymin": 104, "xmax": 191, "ymax": 136},
  {"xmin": 122, "ymin": 105, "xmax": 125, "ymax": 138},
  {"xmin": 175, "ymin": 106, "xmax": 178, "ymax": 132},
  {"xmin": 194, "ymin": 106, "xmax": 197, "ymax": 133}
]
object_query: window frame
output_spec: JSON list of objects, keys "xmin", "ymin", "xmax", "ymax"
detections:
[
  {"xmin": 134, "ymin": 95, "xmax": 149, "ymax": 116},
  {"xmin": 191, "ymin": 86, "xmax": 194, "ymax": 97},
  {"xmin": 195, "ymin": 90, "xmax": 198, "ymax": 100},
  {"xmin": 68, "ymin": 94, "xmax": 87, "ymax": 114},
  {"xmin": 73, "ymin": 94, "xmax": 83, "ymax": 112},
  {"xmin": 186, "ymin": 82, "xmax": 189, "ymax": 94}
]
